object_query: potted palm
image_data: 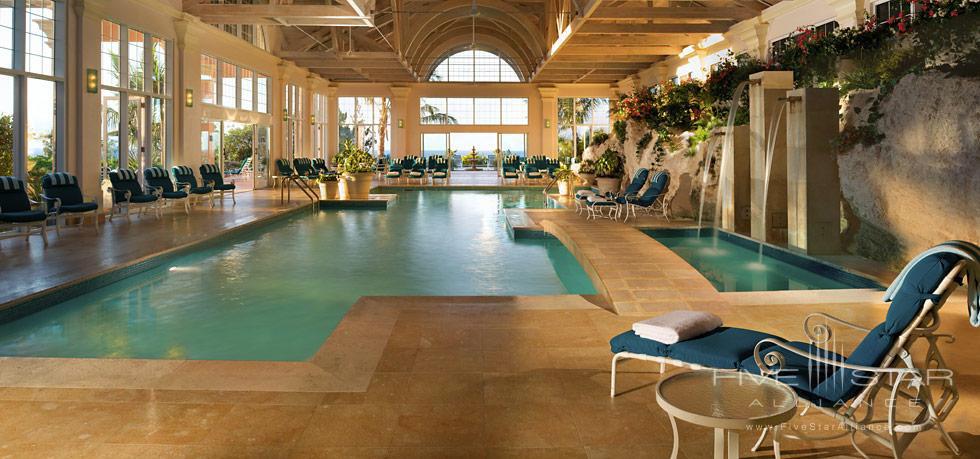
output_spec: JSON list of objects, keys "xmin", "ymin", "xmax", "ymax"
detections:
[
  {"xmin": 317, "ymin": 173, "xmax": 339, "ymax": 199},
  {"xmin": 552, "ymin": 164, "xmax": 578, "ymax": 196},
  {"xmin": 593, "ymin": 149, "xmax": 624, "ymax": 194},
  {"xmin": 337, "ymin": 144, "xmax": 376, "ymax": 198},
  {"xmin": 577, "ymin": 159, "xmax": 596, "ymax": 186}
]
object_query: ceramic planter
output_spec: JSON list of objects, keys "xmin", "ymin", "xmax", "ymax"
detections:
[
  {"xmin": 578, "ymin": 173, "xmax": 596, "ymax": 186},
  {"xmin": 318, "ymin": 181, "xmax": 339, "ymax": 200},
  {"xmin": 346, "ymin": 172, "xmax": 374, "ymax": 198},
  {"xmin": 557, "ymin": 180, "xmax": 572, "ymax": 196}
]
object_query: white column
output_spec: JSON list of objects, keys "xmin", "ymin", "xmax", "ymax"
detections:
[
  {"xmin": 389, "ymin": 86, "xmax": 411, "ymax": 158},
  {"xmin": 538, "ymin": 86, "xmax": 558, "ymax": 157}
]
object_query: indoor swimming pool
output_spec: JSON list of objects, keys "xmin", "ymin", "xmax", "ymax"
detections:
[{"xmin": 0, "ymin": 190, "xmax": 595, "ymax": 361}]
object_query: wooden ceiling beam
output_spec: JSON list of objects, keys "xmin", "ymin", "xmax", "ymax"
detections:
[
  {"xmin": 589, "ymin": 6, "xmax": 757, "ymax": 21},
  {"xmin": 568, "ymin": 34, "xmax": 704, "ymax": 46},
  {"xmin": 560, "ymin": 45, "xmax": 682, "ymax": 55},
  {"xmin": 184, "ymin": 4, "xmax": 374, "ymax": 27},
  {"xmin": 577, "ymin": 22, "xmax": 733, "ymax": 34}
]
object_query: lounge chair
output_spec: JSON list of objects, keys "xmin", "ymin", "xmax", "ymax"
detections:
[
  {"xmin": 408, "ymin": 162, "xmax": 426, "ymax": 184},
  {"xmin": 172, "ymin": 166, "xmax": 215, "ymax": 208},
  {"xmin": 199, "ymin": 164, "xmax": 236, "ymax": 204},
  {"xmin": 144, "ymin": 167, "xmax": 190, "ymax": 214},
  {"xmin": 293, "ymin": 158, "xmax": 317, "ymax": 180},
  {"xmin": 107, "ymin": 169, "xmax": 160, "ymax": 220},
  {"xmin": 523, "ymin": 162, "xmax": 543, "ymax": 182},
  {"xmin": 311, "ymin": 158, "xmax": 332, "ymax": 175},
  {"xmin": 501, "ymin": 155, "xmax": 520, "ymax": 182},
  {"xmin": 385, "ymin": 158, "xmax": 403, "ymax": 183},
  {"xmin": 610, "ymin": 242, "xmax": 980, "ymax": 458},
  {"xmin": 41, "ymin": 172, "xmax": 99, "ymax": 234},
  {"xmin": 0, "ymin": 176, "xmax": 55, "ymax": 245},
  {"xmin": 584, "ymin": 194, "xmax": 618, "ymax": 220},
  {"xmin": 618, "ymin": 170, "xmax": 669, "ymax": 222},
  {"xmin": 430, "ymin": 157, "xmax": 449, "ymax": 183}
]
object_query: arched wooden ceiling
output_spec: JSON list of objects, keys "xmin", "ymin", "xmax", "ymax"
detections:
[{"xmin": 184, "ymin": 0, "xmax": 777, "ymax": 84}]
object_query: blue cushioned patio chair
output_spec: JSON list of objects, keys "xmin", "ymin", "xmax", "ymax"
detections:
[
  {"xmin": 603, "ymin": 167, "xmax": 649, "ymax": 220},
  {"xmin": 522, "ymin": 159, "xmax": 544, "ymax": 183},
  {"xmin": 619, "ymin": 170, "xmax": 670, "ymax": 222},
  {"xmin": 200, "ymin": 164, "xmax": 236, "ymax": 204},
  {"xmin": 501, "ymin": 155, "xmax": 520, "ymax": 182},
  {"xmin": 407, "ymin": 161, "xmax": 426, "ymax": 184},
  {"xmin": 144, "ymin": 167, "xmax": 190, "ymax": 214},
  {"xmin": 311, "ymin": 158, "xmax": 332, "ymax": 176},
  {"xmin": 41, "ymin": 172, "xmax": 99, "ymax": 234},
  {"xmin": 172, "ymin": 166, "xmax": 214, "ymax": 208},
  {"xmin": 0, "ymin": 176, "xmax": 54, "ymax": 245},
  {"xmin": 292, "ymin": 158, "xmax": 317, "ymax": 180},
  {"xmin": 107, "ymin": 169, "xmax": 160, "ymax": 220},
  {"xmin": 610, "ymin": 242, "xmax": 979, "ymax": 458},
  {"xmin": 430, "ymin": 157, "xmax": 449, "ymax": 183}
]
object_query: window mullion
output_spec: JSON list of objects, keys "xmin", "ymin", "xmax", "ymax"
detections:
[{"xmin": 11, "ymin": 0, "xmax": 25, "ymax": 178}]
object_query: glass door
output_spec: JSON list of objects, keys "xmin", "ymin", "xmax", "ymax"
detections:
[
  {"xmin": 221, "ymin": 121, "xmax": 254, "ymax": 192},
  {"xmin": 254, "ymin": 125, "xmax": 270, "ymax": 189},
  {"xmin": 127, "ymin": 96, "xmax": 146, "ymax": 171},
  {"xmin": 200, "ymin": 119, "xmax": 221, "ymax": 166}
]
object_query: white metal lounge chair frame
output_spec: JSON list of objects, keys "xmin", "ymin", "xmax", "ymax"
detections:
[
  {"xmin": 0, "ymin": 199, "xmax": 54, "ymax": 245},
  {"xmin": 610, "ymin": 262, "xmax": 966, "ymax": 459},
  {"xmin": 41, "ymin": 194, "xmax": 100, "ymax": 234},
  {"xmin": 148, "ymin": 181, "xmax": 192, "ymax": 215},
  {"xmin": 106, "ymin": 186, "xmax": 161, "ymax": 221}
]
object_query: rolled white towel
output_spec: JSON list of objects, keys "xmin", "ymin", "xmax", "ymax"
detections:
[
  {"xmin": 632, "ymin": 311, "xmax": 723, "ymax": 344},
  {"xmin": 586, "ymin": 195, "xmax": 610, "ymax": 203},
  {"xmin": 575, "ymin": 190, "xmax": 596, "ymax": 199}
]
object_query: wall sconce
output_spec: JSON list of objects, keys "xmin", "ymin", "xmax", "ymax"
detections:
[
  {"xmin": 544, "ymin": 119, "xmax": 551, "ymax": 129},
  {"xmin": 282, "ymin": 108, "xmax": 289, "ymax": 122},
  {"xmin": 184, "ymin": 89, "xmax": 194, "ymax": 107},
  {"xmin": 85, "ymin": 69, "xmax": 99, "ymax": 94},
  {"xmin": 397, "ymin": 119, "xmax": 404, "ymax": 128},
  {"xmin": 310, "ymin": 114, "xmax": 316, "ymax": 126}
]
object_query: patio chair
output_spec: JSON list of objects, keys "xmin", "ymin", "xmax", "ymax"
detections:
[
  {"xmin": 0, "ymin": 176, "xmax": 54, "ymax": 245},
  {"xmin": 408, "ymin": 162, "xmax": 426, "ymax": 184},
  {"xmin": 41, "ymin": 172, "xmax": 99, "ymax": 234},
  {"xmin": 523, "ymin": 161, "xmax": 543, "ymax": 182},
  {"xmin": 293, "ymin": 158, "xmax": 317, "ymax": 180},
  {"xmin": 172, "ymin": 166, "xmax": 215, "ymax": 208},
  {"xmin": 200, "ymin": 164, "xmax": 236, "ymax": 204},
  {"xmin": 312, "ymin": 158, "xmax": 332, "ymax": 175},
  {"xmin": 107, "ymin": 169, "xmax": 160, "ymax": 220},
  {"xmin": 144, "ymin": 167, "xmax": 190, "ymax": 215},
  {"xmin": 431, "ymin": 157, "xmax": 449, "ymax": 183},
  {"xmin": 610, "ymin": 241, "xmax": 980, "ymax": 459},
  {"xmin": 502, "ymin": 155, "xmax": 520, "ymax": 182},
  {"xmin": 618, "ymin": 170, "xmax": 669, "ymax": 222},
  {"xmin": 385, "ymin": 158, "xmax": 403, "ymax": 183}
]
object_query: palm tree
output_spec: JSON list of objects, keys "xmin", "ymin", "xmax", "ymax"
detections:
[
  {"xmin": 377, "ymin": 98, "xmax": 390, "ymax": 157},
  {"xmin": 420, "ymin": 103, "xmax": 458, "ymax": 124}
]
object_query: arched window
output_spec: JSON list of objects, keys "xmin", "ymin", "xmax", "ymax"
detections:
[{"xmin": 429, "ymin": 50, "xmax": 521, "ymax": 82}]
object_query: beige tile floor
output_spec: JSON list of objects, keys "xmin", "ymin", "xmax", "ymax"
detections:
[{"xmin": 0, "ymin": 183, "xmax": 977, "ymax": 458}]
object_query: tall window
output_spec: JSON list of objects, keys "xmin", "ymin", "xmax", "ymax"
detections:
[
  {"xmin": 421, "ymin": 133, "xmax": 527, "ymax": 163},
  {"xmin": 875, "ymin": 0, "xmax": 913, "ymax": 22},
  {"xmin": 338, "ymin": 97, "xmax": 390, "ymax": 156},
  {"xmin": 312, "ymin": 93, "xmax": 329, "ymax": 161},
  {"xmin": 770, "ymin": 21, "xmax": 839, "ymax": 61},
  {"xmin": 429, "ymin": 50, "xmax": 521, "ymax": 82},
  {"xmin": 201, "ymin": 54, "xmax": 266, "ymax": 113},
  {"xmin": 419, "ymin": 98, "xmax": 528, "ymax": 125},
  {"xmin": 283, "ymin": 84, "xmax": 301, "ymax": 159},
  {"xmin": 558, "ymin": 98, "xmax": 609, "ymax": 160},
  {"xmin": 99, "ymin": 19, "xmax": 171, "ymax": 176},
  {"xmin": 1, "ymin": 0, "xmax": 65, "ymax": 199}
]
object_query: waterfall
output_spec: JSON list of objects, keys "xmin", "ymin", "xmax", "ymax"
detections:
[
  {"xmin": 759, "ymin": 100, "xmax": 789, "ymax": 260},
  {"xmin": 696, "ymin": 81, "xmax": 749, "ymax": 238}
]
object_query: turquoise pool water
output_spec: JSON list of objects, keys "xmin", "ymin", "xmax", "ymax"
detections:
[
  {"xmin": 644, "ymin": 229, "xmax": 880, "ymax": 292},
  {"xmin": 0, "ymin": 190, "xmax": 594, "ymax": 361}
]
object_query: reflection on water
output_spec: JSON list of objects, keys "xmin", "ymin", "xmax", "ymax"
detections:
[{"xmin": 0, "ymin": 191, "xmax": 593, "ymax": 361}]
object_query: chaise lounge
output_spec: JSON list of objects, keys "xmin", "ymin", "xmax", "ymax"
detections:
[
  {"xmin": 107, "ymin": 169, "xmax": 160, "ymax": 220},
  {"xmin": 144, "ymin": 167, "xmax": 190, "ymax": 214},
  {"xmin": 41, "ymin": 172, "xmax": 99, "ymax": 234},
  {"xmin": 200, "ymin": 164, "xmax": 236, "ymax": 204},
  {"xmin": 0, "ymin": 176, "xmax": 55, "ymax": 245},
  {"xmin": 610, "ymin": 241, "xmax": 979, "ymax": 458},
  {"xmin": 172, "ymin": 166, "xmax": 215, "ymax": 208}
]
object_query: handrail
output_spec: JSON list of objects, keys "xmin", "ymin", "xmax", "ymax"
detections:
[
  {"xmin": 279, "ymin": 174, "xmax": 319, "ymax": 212},
  {"xmin": 542, "ymin": 177, "xmax": 558, "ymax": 195}
]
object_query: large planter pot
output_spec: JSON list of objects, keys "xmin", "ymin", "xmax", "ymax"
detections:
[
  {"xmin": 557, "ymin": 180, "xmax": 573, "ymax": 196},
  {"xmin": 318, "ymin": 181, "xmax": 339, "ymax": 200},
  {"xmin": 595, "ymin": 177, "xmax": 621, "ymax": 195},
  {"xmin": 346, "ymin": 172, "xmax": 374, "ymax": 198},
  {"xmin": 578, "ymin": 173, "xmax": 596, "ymax": 187}
]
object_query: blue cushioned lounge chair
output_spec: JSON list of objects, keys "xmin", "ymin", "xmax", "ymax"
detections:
[
  {"xmin": 619, "ymin": 170, "xmax": 669, "ymax": 222},
  {"xmin": 172, "ymin": 166, "xmax": 214, "ymax": 208},
  {"xmin": 41, "ymin": 172, "xmax": 99, "ymax": 234},
  {"xmin": 107, "ymin": 169, "xmax": 160, "ymax": 220},
  {"xmin": 144, "ymin": 167, "xmax": 189, "ymax": 214},
  {"xmin": 311, "ymin": 158, "xmax": 331, "ymax": 176},
  {"xmin": 408, "ymin": 162, "xmax": 426, "ymax": 184},
  {"xmin": 0, "ymin": 176, "xmax": 54, "ymax": 245},
  {"xmin": 430, "ymin": 157, "xmax": 449, "ymax": 183},
  {"xmin": 610, "ymin": 242, "xmax": 979, "ymax": 458},
  {"xmin": 501, "ymin": 155, "xmax": 520, "ymax": 182},
  {"xmin": 293, "ymin": 158, "xmax": 317, "ymax": 180},
  {"xmin": 523, "ymin": 161, "xmax": 543, "ymax": 182},
  {"xmin": 200, "ymin": 164, "xmax": 236, "ymax": 204}
]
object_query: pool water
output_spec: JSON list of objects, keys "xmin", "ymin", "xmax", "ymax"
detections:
[
  {"xmin": 0, "ymin": 190, "xmax": 595, "ymax": 361},
  {"xmin": 644, "ymin": 229, "xmax": 879, "ymax": 292}
]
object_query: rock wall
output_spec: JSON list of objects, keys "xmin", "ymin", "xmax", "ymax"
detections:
[
  {"xmin": 838, "ymin": 71, "xmax": 980, "ymax": 266},
  {"xmin": 589, "ymin": 70, "xmax": 978, "ymax": 267}
]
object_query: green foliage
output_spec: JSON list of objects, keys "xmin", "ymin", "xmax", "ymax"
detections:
[
  {"xmin": 577, "ymin": 159, "xmax": 596, "ymax": 175},
  {"xmin": 220, "ymin": 126, "xmax": 253, "ymax": 165},
  {"xmin": 634, "ymin": 132, "xmax": 653, "ymax": 159},
  {"xmin": 590, "ymin": 131, "xmax": 610, "ymax": 147},
  {"xmin": 337, "ymin": 143, "xmax": 376, "ymax": 176},
  {"xmin": 594, "ymin": 149, "xmax": 624, "ymax": 178},
  {"xmin": 552, "ymin": 163, "xmax": 577, "ymax": 183},
  {"xmin": 613, "ymin": 120, "xmax": 627, "ymax": 145},
  {"xmin": 0, "ymin": 114, "xmax": 12, "ymax": 177}
]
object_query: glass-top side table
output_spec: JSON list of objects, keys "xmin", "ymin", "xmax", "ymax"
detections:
[{"xmin": 655, "ymin": 369, "xmax": 798, "ymax": 459}]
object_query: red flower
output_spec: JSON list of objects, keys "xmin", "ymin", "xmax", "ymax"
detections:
[
  {"xmin": 898, "ymin": 21, "xmax": 907, "ymax": 32},
  {"xmin": 951, "ymin": 10, "xmax": 959, "ymax": 16}
]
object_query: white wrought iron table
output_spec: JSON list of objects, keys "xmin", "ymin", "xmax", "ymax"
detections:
[{"xmin": 655, "ymin": 369, "xmax": 798, "ymax": 459}]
